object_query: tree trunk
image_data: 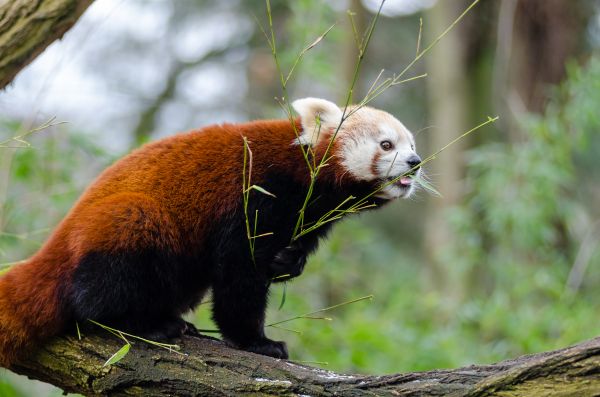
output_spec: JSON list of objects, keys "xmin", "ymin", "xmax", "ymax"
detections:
[
  {"xmin": 511, "ymin": 0, "xmax": 586, "ymax": 115},
  {"xmin": 9, "ymin": 332, "xmax": 600, "ymax": 396},
  {"xmin": 0, "ymin": 0, "xmax": 93, "ymax": 90},
  {"xmin": 423, "ymin": 0, "xmax": 469, "ymax": 300}
]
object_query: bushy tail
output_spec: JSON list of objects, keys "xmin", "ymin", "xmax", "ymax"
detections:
[{"xmin": 0, "ymin": 257, "xmax": 65, "ymax": 368}]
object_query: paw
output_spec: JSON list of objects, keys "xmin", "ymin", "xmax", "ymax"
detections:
[
  {"xmin": 269, "ymin": 245, "xmax": 307, "ymax": 282},
  {"xmin": 182, "ymin": 320, "xmax": 201, "ymax": 337},
  {"xmin": 244, "ymin": 338, "xmax": 288, "ymax": 359},
  {"xmin": 139, "ymin": 317, "xmax": 187, "ymax": 341},
  {"xmin": 182, "ymin": 321, "xmax": 221, "ymax": 341}
]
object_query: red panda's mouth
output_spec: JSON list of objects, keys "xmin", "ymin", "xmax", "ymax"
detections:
[{"xmin": 385, "ymin": 175, "xmax": 413, "ymax": 188}]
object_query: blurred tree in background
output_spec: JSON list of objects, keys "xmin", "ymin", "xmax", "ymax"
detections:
[{"xmin": 1, "ymin": 0, "xmax": 599, "ymax": 395}]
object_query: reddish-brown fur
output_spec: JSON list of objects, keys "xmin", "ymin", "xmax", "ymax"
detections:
[{"xmin": 0, "ymin": 118, "xmax": 337, "ymax": 367}]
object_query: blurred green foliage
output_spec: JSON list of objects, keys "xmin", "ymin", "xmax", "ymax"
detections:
[
  {"xmin": 191, "ymin": 57, "xmax": 600, "ymax": 374},
  {"xmin": 0, "ymin": 381, "xmax": 20, "ymax": 397},
  {"xmin": 447, "ymin": 57, "xmax": 600, "ymax": 299},
  {"xmin": 0, "ymin": 124, "xmax": 115, "ymax": 264},
  {"xmin": 1, "ymin": 14, "xmax": 600, "ymax": 397}
]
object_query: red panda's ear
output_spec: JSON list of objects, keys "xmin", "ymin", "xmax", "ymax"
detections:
[{"xmin": 292, "ymin": 97, "xmax": 343, "ymax": 146}]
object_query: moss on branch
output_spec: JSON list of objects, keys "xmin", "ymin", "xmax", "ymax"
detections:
[{"xmin": 9, "ymin": 332, "xmax": 600, "ymax": 396}]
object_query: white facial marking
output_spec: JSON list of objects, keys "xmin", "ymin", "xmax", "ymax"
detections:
[
  {"xmin": 291, "ymin": 98, "xmax": 421, "ymax": 200},
  {"xmin": 336, "ymin": 106, "xmax": 420, "ymax": 200},
  {"xmin": 339, "ymin": 134, "xmax": 378, "ymax": 180}
]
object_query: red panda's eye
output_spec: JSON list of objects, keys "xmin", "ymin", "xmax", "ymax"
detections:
[{"xmin": 380, "ymin": 140, "xmax": 393, "ymax": 151}]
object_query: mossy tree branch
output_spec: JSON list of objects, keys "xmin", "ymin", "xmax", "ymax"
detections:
[
  {"xmin": 0, "ymin": 0, "xmax": 94, "ymax": 90},
  {"xmin": 9, "ymin": 333, "xmax": 600, "ymax": 396}
]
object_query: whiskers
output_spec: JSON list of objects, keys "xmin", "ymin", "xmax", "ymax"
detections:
[
  {"xmin": 414, "ymin": 125, "xmax": 437, "ymax": 137},
  {"xmin": 411, "ymin": 169, "xmax": 442, "ymax": 198}
]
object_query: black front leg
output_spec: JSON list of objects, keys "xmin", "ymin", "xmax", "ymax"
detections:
[{"xmin": 211, "ymin": 264, "xmax": 288, "ymax": 359}]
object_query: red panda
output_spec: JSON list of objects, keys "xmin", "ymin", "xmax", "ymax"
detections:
[{"xmin": 0, "ymin": 97, "xmax": 421, "ymax": 366}]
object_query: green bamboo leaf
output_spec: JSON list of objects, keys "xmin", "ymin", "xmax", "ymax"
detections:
[
  {"xmin": 103, "ymin": 343, "xmax": 131, "ymax": 367},
  {"xmin": 278, "ymin": 281, "xmax": 287, "ymax": 310},
  {"xmin": 250, "ymin": 185, "xmax": 276, "ymax": 197},
  {"xmin": 414, "ymin": 174, "xmax": 442, "ymax": 197}
]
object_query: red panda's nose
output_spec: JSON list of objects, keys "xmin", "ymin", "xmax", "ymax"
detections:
[{"xmin": 406, "ymin": 155, "xmax": 421, "ymax": 170}]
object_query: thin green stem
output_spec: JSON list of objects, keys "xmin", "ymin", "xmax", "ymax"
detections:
[
  {"xmin": 261, "ymin": 0, "xmax": 313, "ymax": 172},
  {"xmin": 88, "ymin": 319, "xmax": 184, "ymax": 355},
  {"xmin": 295, "ymin": 116, "xmax": 499, "ymax": 237},
  {"xmin": 289, "ymin": 0, "xmax": 486, "ymax": 239},
  {"xmin": 285, "ymin": 24, "xmax": 336, "ymax": 86},
  {"xmin": 242, "ymin": 137, "xmax": 256, "ymax": 263},
  {"xmin": 291, "ymin": 0, "xmax": 386, "ymax": 242},
  {"xmin": 267, "ymin": 294, "xmax": 373, "ymax": 327},
  {"xmin": 351, "ymin": 0, "xmax": 482, "ymax": 111},
  {"xmin": 416, "ymin": 17, "xmax": 423, "ymax": 57},
  {"xmin": 0, "ymin": 117, "xmax": 66, "ymax": 148}
]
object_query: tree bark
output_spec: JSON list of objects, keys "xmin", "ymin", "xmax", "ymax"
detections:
[
  {"xmin": 0, "ymin": 0, "xmax": 93, "ymax": 90},
  {"xmin": 9, "ymin": 331, "xmax": 600, "ymax": 396}
]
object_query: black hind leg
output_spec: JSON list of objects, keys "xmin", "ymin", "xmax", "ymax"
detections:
[
  {"xmin": 211, "ymin": 264, "xmax": 288, "ymax": 359},
  {"xmin": 69, "ymin": 250, "xmax": 188, "ymax": 341}
]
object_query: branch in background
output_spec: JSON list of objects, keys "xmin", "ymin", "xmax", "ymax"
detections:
[
  {"xmin": 132, "ymin": 44, "xmax": 246, "ymax": 145},
  {"xmin": 11, "ymin": 333, "xmax": 600, "ymax": 396},
  {"xmin": 0, "ymin": 0, "xmax": 94, "ymax": 90}
]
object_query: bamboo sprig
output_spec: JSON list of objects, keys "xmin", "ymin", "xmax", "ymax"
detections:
[
  {"xmin": 344, "ymin": 0, "xmax": 482, "ymax": 118},
  {"xmin": 258, "ymin": 0, "xmax": 387, "ymax": 243},
  {"xmin": 267, "ymin": 294, "xmax": 373, "ymax": 327},
  {"xmin": 286, "ymin": 0, "xmax": 486, "ymax": 239},
  {"xmin": 291, "ymin": 117, "xmax": 324, "ymax": 238},
  {"xmin": 270, "ymin": 324, "xmax": 302, "ymax": 334},
  {"xmin": 242, "ymin": 137, "xmax": 255, "ymax": 263},
  {"xmin": 297, "ymin": 116, "xmax": 499, "ymax": 236},
  {"xmin": 284, "ymin": 23, "xmax": 336, "ymax": 87},
  {"xmin": 287, "ymin": 1, "xmax": 387, "ymax": 242},
  {"xmin": 257, "ymin": 0, "xmax": 345, "ymax": 245},
  {"xmin": 88, "ymin": 319, "xmax": 183, "ymax": 353},
  {"xmin": 0, "ymin": 117, "xmax": 66, "ymax": 148},
  {"xmin": 256, "ymin": 0, "xmax": 326, "ymax": 172},
  {"xmin": 192, "ymin": 294, "xmax": 374, "ymax": 335},
  {"xmin": 242, "ymin": 137, "xmax": 276, "ymax": 264},
  {"xmin": 413, "ymin": 172, "xmax": 441, "ymax": 197},
  {"xmin": 87, "ymin": 319, "xmax": 184, "ymax": 366},
  {"xmin": 294, "ymin": 195, "xmax": 376, "ymax": 239},
  {"xmin": 287, "ymin": 0, "xmax": 483, "ymax": 239}
]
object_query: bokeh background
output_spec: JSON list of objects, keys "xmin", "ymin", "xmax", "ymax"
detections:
[{"xmin": 1, "ymin": 0, "xmax": 600, "ymax": 395}]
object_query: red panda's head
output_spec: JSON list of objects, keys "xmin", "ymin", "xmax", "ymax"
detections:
[{"xmin": 292, "ymin": 97, "xmax": 421, "ymax": 200}]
